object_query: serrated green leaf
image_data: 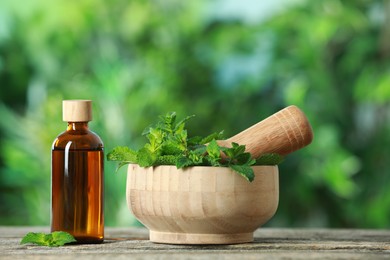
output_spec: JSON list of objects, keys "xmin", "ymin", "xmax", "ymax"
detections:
[
  {"xmin": 187, "ymin": 136, "xmax": 203, "ymax": 146},
  {"xmin": 229, "ymin": 165, "xmax": 255, "ymax": 182},
  {"xmin": 146, "ymin": 128, "xmax": 165, "ymax": 152},
  {"xmin": 115, "ymin": 162, "xmax": 131, "ymax": 172},
  {"xmin": 199, "ymin": 131, "xmax": 224, "ymax": 145},
  {"xmin": 20, "ymin": 231, "xmax": 76, "ymax": 247},
  {"xmin": 190, "ymin": 145, "xmax": 207, "ymax": 154},
  {"xmin": 205, "ymin": 157, "xmax": 222, "ymax": 167},
  {"xmin": 187, "ymin": 149, "xmax": 205, "ymax": 165},
  {"xmin": 235, "ymin": 152, "xmax": 254, "ymax": 165},
  {"xmin": 205, "ymin": 139, "xmax": 222, "ymax": 166},
  {"xmin": 176, "ymin": 156, "xmax": 194, "ymax": 168},
  {"xmin": 175, "ymin": 129, "xmax": 188, "ymax": 144},
  {"xmin": 159, "ymin": 112, "xmax": 176, "ymax": 134},
  {"xmin": 137, "ymin": 147, "xmax": 157, "ymax": 167},
  {"xmin": 107, "ymin": 146, "xmax": 138, "ymax": 172},
  {"xmin": 106, "ymin": 146, "xmax": 137, "ymax": 163},
  {"xmin": 51, "ymin": 231, "xmax": 77, "ymax": 246},
  {"xmin": 174, "ymin": 115, "xmax": 195, "ymax": 133},
  {"xmin": 20, "ymin": 232, "xmax": 48, "ymax": 246},
  {"xmin": 255, "ymin": 153, "xmax": 284, "ymax": 165},
  {"xmin": 232, "ymin": 142, "xmax": 246, "ymax": 156},
  {"xmin": 155, "ymin": 155, "xmax": 178, "ymax": 165},
  {"xmin": 161, "ymin": 141, "xmax": 184, "ymax": 155},
  {"xmin": 107, "ymin": 112, "xmax": 282, "ymax": 182},
  {"xmin": 221, "ymin": 142, "xmax": 245, "ymax": 159},
  {"xmin": 206, "ymin": 139, "xmax": 221, "ymax": 159}
]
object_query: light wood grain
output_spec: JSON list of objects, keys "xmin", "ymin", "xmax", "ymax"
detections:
[
  {"xmin": 126, "ymin": 164, "xmax": 279, "ymax": 244},
  {"xmin": 3, "ymin": 227, "xmax": 390, "ymax": 259},
  {"xmin": 62, "ymin": 100, "xmax": 93, "ymax": 122},
  {"xmin": 219, "ymin": 105, "xmax": 313, "ymax": 158}
]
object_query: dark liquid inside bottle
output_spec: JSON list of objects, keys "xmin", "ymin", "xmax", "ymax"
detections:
[{"xmin": 51, "ymin": 122, "xmax": 104, "ymax": 243}]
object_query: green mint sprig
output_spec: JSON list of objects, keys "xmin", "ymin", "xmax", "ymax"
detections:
[
  {"xmin": 20, "ymin": 231, "xmax": 76, "ymax": 247},
  {"xmin": 107, "ymin": 112, "xmax": 284, "ymax": 182}
]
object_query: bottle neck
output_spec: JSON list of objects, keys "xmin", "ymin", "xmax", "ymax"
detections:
[{"xmin": 66, "ymin": 122, "xmax": 89, "ymax": 131}]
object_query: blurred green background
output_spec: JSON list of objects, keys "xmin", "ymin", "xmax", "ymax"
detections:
[{"xmin": 1, "ymin": 0, "xmax": 390, "ymax": 228}]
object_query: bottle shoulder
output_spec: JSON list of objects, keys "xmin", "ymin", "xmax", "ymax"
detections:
[{"xmin": 52, "ymin": 129, "xmax": 104, "ymax": 150}]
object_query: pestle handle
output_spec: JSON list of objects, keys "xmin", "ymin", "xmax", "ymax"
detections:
[{"xmin": 219, "ymin": 106, "xmax": 313, "ymax": 158}]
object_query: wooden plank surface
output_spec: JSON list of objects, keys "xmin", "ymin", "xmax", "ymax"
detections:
[{"xmin": 1, "ymin": 227, "xmax": 390, "ymax": 259}]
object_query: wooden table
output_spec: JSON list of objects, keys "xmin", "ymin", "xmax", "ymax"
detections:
[{"xmin": 1, "ymin": 227, "xmax": 390, "ymax": 259}]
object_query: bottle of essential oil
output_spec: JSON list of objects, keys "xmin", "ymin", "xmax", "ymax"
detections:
[{"xmin": 51, "ymin": 100, "xmax": 104, "ymax": 243}]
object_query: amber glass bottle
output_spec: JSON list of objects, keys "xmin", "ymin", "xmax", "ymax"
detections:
[{"xmin": 51, "ymin": 100, "xmax": 104, "ymax": 243}]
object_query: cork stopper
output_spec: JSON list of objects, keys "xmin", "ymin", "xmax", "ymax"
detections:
[{"xmin": 62, "ymin": 100, "xmax": 93, "ymax": 122}]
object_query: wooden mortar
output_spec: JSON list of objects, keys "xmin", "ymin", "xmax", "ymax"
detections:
[
  {"xmin": 126, "ymin": 106, "xmax": 313, "ymax": 244},
  {"xmin": 127, "ymin": 165, "xmax": 278, "ymax": 244}
]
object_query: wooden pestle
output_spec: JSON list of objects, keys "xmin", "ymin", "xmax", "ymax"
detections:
[{"xmin": 218, "ymin": 106, "xmax": 313, "ymax": 158}]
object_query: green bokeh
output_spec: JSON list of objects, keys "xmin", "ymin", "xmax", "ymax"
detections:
[{"xmin": 1, "ymin": 0, "xmax": 390, "ymax": 228}]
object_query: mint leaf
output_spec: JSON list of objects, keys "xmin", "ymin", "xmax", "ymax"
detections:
[
  {"xmin": 206, "ymin": 139, "xmax": 222, "ymax": 166},
  {"xmin": 107, "ymin": 146, "xmax": 138, "ymax": 171},
  {"xmin": 187, "ymin": 136, "xmax": 203, "ymax": 146},
  {"xmin": 20, "ymin": 232, "xmax": 48, "ymax": 246},
  {"xmin": 20, "ymin": 231, "xmax": 76, "ymax": 247},
  {"xmin": 137, "ymin": 147, "xmax": 157, "ymax": 167},
  {"xmin": 174, "ymin": 115, "xmax": 195, "ymax": 134},
  {"xmin": 155, "ymin": 155, "xmax": 178, "ymax": 165},
  {"xmin": 222, "ymin": 142, "xmax": 245, "ymax": 158},
  {"xmin": 230, "ymin": 165, "xmax": 255, "ymax": 182},
  {"xmin": 187, "ymin": 131, "xmax": 224, "ymax": 146},
  {"xmin": 161, "ymin": 130, "xmax": 188, "ymax": 155},
  {"xmin": 107, "ymin": 112, "xmax": 284, "ymax": 182},
  {"xmin": 176, "ymin": 156, "xmax": 194, "ymax": 168},
  {"xmin": 188, "ymin": 149, "xmax": 206, "ymax": 164},
  {"xmin": 199, "ymin": 131, "xmax": 224, "ymax": 145},
  {"xmin": 206, "ymin": 139, "xmax": 220, "ymax": 158},
  {"xmin": 161, "ymin": 140, "xmax": 184, "ymax": 155},
  {"xmin": 159, "ymin": 112, "xmax": 177, "ymax": 134},
  {"xmin": 235, "ymin": 152, "xmax": 255, "ymax": 165},
  {"xmin": 255, "ymin": 153, "xmax": 284, "ymax": 165},
  {"xmin": 50, "ymin": 231, "xmax": 77, "ymax": 246},
  {"xmin": 106, "ymin": 146, "xmax": 137, "ymax": 162},
  {"xmin": 116, "ymin": 162, "xmax": 132, "ymax": 171},
  {"xmin": 189, "ymin": 144, "xmax": 207, "ymax": 154},
  {"xmin": 145, "ymin": 128, "xmax": 165, "ymax": 152},
  {"xmin": 206, "ymin": 139, "xmax": 221, "ymax": 159}
]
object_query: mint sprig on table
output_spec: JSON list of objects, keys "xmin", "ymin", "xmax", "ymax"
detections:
[
  {"xmin": 20, "ymin": 231, "xmax": 76, "ymax": 247},
  {"xmin": 107, "ymin": 112, "xmax": 283, "ymax": 182}
]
